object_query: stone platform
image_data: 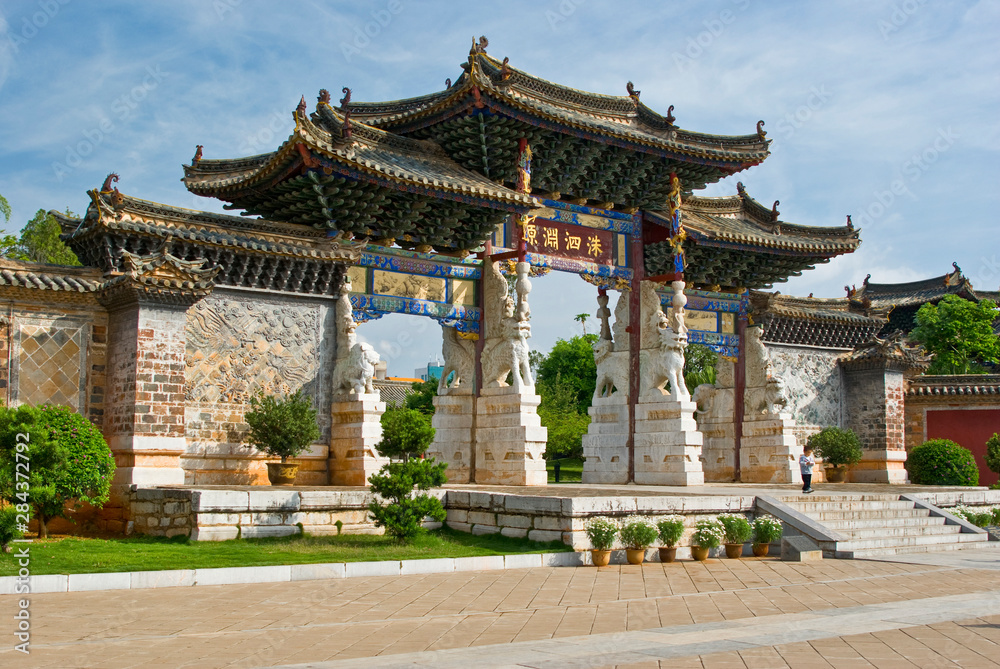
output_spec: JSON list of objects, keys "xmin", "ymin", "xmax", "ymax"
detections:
[{"xmin": 127, "ymin": 482, "xmax": 1000, "ymax": 554}]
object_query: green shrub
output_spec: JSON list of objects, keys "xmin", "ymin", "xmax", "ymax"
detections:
[
  {"xmin": 367, "ymin": 458, "xmax": 447, "ymax": 540},
  {"xmin": 691, "ymin": 518, "xmax": 723, "ymax": 549},
  {"xmin": 717, "ymin": 513, "xmax": 752, "ymax": 544},
  {"xmin": 905, "ymin": 439, "xmax": 979, "ymax": 486},
  {"xmin": 584, "ymin": 517, "xmax": 618, "ymax": 551},
  {"xmin": 656, "ymin": 516, "xmax": 685, "ymax": 547},
  {"xmin": 992, "ymin": 506, "xmax": 1000, "ymax": 526},
  {"xmin": 752, "ymin": 517, "xmax": 783, "ymax": 545},
  {"xmin": 244, "ymin": 389, "xmax": 320, "ymax": 462},
  {"xmin": 0, "ymin": 505, "xmax": 25, "ymax": 553},
  {"xmin": 619, "ymin": 517, "xmax": 658, "ymax": 549},
  {"xmin": 808, "ymin": 427, "xmax": 863, "ymax": 468},
  {"xmin": 0, "ymin": 404, "xmax": 114, "ymax": 538},
  {"xmin": 951, "ymin": 505, "xmax": 992, "ymax": 528},
  {"xmin": 377, "ymin": 408, "xmax": 436, "ymax": 460},
  {"xmin": 985, "ymin": 433, "xmax": 1000, "ymax": 476}
]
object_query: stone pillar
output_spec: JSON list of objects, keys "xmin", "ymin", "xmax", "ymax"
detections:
[
  {"xmin": 840, "ymin": 335, "xmax": 929, "ymax": 483},
  {"xmin": 693, "ymin": 357, "xmax": 737, "ymax": 481},
  {"xmin": 634, "ymin": 281, "xmax": 705, "ymax": 485},
  {"xmin": 740, "ymin": 326, "xmax": 800, "ymax": 484},
  {"xmin": 474, "ymin": 259, "xmax": 546, "ymax": 485},
  {"xmin": 328, "ymin": 392, "xmax": 388, "ymax": 486},
  {"xmin": 583, "ymin": 290, "xmax": 630, "ymax": 484},
  {"xmin": 98, "ymin": 251, "xmax": 218, "ymax": 494},
  {"xmin": 428, "ymin": 393, "xmax": 474, "ymax": 483},
  {"xmin": 428, "ymin": 325, "xmax": 476, "ymax": 482}
]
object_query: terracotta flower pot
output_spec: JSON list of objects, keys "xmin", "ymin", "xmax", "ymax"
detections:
[
  {"xmin": 752, "ymin": 543, "xmax": 770, "ymax": 557},
  {"xmin": 658, "ymin": 546, "xmax": 677, "ymax": 563},
  {"xmin": 691, "ymin": 546, "xmax": 710, "ymax": 561},
  {"xmin": 825, "ymin": 466, "xmax": 846, "ymax": 483},
  {"xmin": 266, "ymin": 462, "xmax": 299, "ymax": 486},
  {"xmin": 625, "ymin": 548, "xmax": 646, "ymax": 565},
  {"xmin": 724, "ymin": 543, "xmax": 744, "ymax": 559},
  {"xmin": 591, "ymin": 549, "xmax": 612, "ymax": 567}
]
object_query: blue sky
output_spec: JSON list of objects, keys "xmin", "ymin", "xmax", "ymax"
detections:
[{"xmin": 1, "ymin": 0, "xmax": 997, "ymax": 377}]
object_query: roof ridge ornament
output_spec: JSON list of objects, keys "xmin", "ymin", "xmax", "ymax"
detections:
[
  {"xmin": 626, "ymin": 81, "xmax": 640, "ymax": 102},
  {"xmin": 296, "ymin": 95, "xmax": 307, "ymax": 116},
  {"xmin": 771, "ymin": 200, "xmax": 780, "ymax": 222},
  {"xmin": 191, "ymin": 145, "xmax": 203, "ymax": 167},
  {"xmin": 445, "ymin": 77, "xmax": 451, "ymax": 89},
  {"xmin": 318, "ymin": 88, "xmax": 331, "ymax": 107},
  {"xmin": 756, "ymin": 120, "xmax": 767, "ymax": 140},
  {"xmin": 340, "ymin": 87, "xmax": 352, "ymax": 139},
  {"xmin": 846, "ymin": 214, "xmax": 853, "ymax": 230},
  {"xmin": 500, "ymin": 57, "xmax": 511, "ymax": 82},
  {"xmin": 736, "ymin": 181, "xmax": 747, "ymax": 197},
  {"xmin": 474, "ymin": 35, "xmax": 488, "ymax": 54},
  {"xmin": 666, "ymin": 104, "xmax": 676, "ymax": 126}
]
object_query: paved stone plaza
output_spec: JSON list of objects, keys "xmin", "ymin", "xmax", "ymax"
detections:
[{"xmin": 3, "ymin": 547, "xmax": 999, "ymax": 668}]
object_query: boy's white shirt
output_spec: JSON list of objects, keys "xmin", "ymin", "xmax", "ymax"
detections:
[{"xmin": 799, "ymin": 453, "xmax": 815, "ymax": 473}]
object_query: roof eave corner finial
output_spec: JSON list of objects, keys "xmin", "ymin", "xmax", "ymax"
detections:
[
  {"xmin": 100, "ymin": 172, "xmax": 119, "ymax": 194},
  {"xmin": 296, "ymin": 95, "xmax": 307, "ymax": 117},
  {"xmin": 626, "ymin": 81, "xmax": 640, "ymax": 103},
  {"xmin": 846, "ymin": 214, "xmax": 853, "ymax": 230},
  {"xmin": 666, "ymin": 104, "xmax": 676, "ymax": 126},
  {"xmin": 339, "ymin": 87, "xmax": 353, "ymax": 140},
  {"xmin": 736, "ymin": 181, "xmax": 746, "ymax": 197},
  {"xmin": 191, "ymin": 145, "xmax": 203, "ymax": 167},
  {"xmin": 864, "ymin": 273, "xmax": 871, "ymax": 286},
  {"xmin": 317, "ymin": 88, "xmax": 331, "ymax": 109},
  {"xmin": 756, "ymin": 120, "xmax": 767, "ymax": 141},
  {"xmin": 771, "ymin": 200, "xmax": 780, "ymax": 222}
]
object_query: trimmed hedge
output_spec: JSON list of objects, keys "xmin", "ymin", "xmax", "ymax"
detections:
[{"xmin": 905, "ymin": 439, "xmax": 979, "ymax": 486}]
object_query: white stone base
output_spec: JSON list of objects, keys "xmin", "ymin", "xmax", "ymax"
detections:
[
  {"xmin": 582, "ymin": 398, "xmax": 630, "ymax": 484},
  {"xmin": 850, "ymin": 449, "xmax": 909, "ymax": 483},
  {"xmin": 633, "ymin": 398, "xmax": 705, "ymax": 486},
  {"xmin": 741, "ymin": 414, "xmax": 801, "ymax": 484},
  {"xmin": 698, "ymin": 419, "xmax": 736, "ymax": 482},
  {"xmin": 427, "ymin": 392, "xmax": 474, "ymax": 483},
  {"xmin": 328, "ymin": 392, "xmax": 388, "ymax": 487},
  {"xmin": 474, "ymin": 386, "xmax": 547, "ymax": 486}
]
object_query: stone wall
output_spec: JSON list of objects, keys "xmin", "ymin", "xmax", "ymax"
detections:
[
  {"xmin": 766, "ymin": 344, "xmax": 846, "ymax": 444},
  {"xmin": 183, "ymin": 289, "xmax": 337, "ymax": 485}
]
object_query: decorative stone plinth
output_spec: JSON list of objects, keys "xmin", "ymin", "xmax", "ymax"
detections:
[
  {"xmin": 427, "ymin": 392, "xmax": 474, "ymax": 483},
  {"xmin": 582, "ymin": 398, "xmax": 630, "ymax": 484},
  {"xmin": 850, "ymin": 449, "xmax": 908, "ymax": 483},
  {"xmin": 328, "ymin": 392, "xmax": 388, "ymax": 486},
  {"xmin": 699, "ymin": 422, "xmax": 736, "ymax": 482},
  {"xmin": 633, "ymin": 397, "xmax": 705, "ymax": 486},
  {"xmin": 473, "ymin": 387, "xmax": 547, "ymax": 486},
  {"xmin": 740, "ymin": 415, "xmax": 801, "ymax": 484}
]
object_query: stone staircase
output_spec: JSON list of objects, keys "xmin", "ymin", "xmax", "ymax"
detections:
[{"xmin": 766, "ymin": 493, "xmax": 993, "ymax": 559}]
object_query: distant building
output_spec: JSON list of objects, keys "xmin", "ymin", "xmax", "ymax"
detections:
[{"xmin": 414, "ymin": 358, "xmax": 444, "ymax": 382}]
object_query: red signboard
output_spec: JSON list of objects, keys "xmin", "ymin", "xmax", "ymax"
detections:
[{"xmin": 521, "ymin": 218, "xmax": 614, "ymax": 265}]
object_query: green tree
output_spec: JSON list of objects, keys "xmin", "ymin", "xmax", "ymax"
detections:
[
  {"xmin": 536, "ymin": 334, "xmax": 598, "ymax": 413},
  {"xmin": 986, "ymin": 433, "xmax": 1000, "ymax": 476},
  {"xmin": 0, "ymin": 404, "xmax": 115, "ymax": 538},
  {"xmin": 911, "ymin": 295, "xmax": 1000, "ymax": 374},
  {"xmin": 367, "ymin": 458, "xmax": 447, "ymax": 540},
  {"xmin": 574, "ymin": 313, "xmax": 590, "ymax": 335},
  {"xmin": 537, "ymin": 374, "xmax": 590, "ymax": 459},
  {"xmin": 683, "ymin": 343, "xmax": 718, "ymax": 393},
  {"xmin": 244, "ymin": 389, "xmax": 320, "ymax": 463},
  {"xmin": 376, "ymin": 408, "xmax": 435, "ymax": 461},
  {"xmin": 1, "ymin": 209, "xmax": 81, "ymax": 265},
  {"xmin": 404, "ymin": 377, "xmax": 438, "ymax": 416},
  {"xmin": 0, "ymin": 193, "xmax": 10, "ymax": 223}
]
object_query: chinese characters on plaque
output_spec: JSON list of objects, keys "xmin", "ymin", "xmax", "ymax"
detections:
[{"xmin": 521, "ymin": 219, "xmax": 614, "ymax": 265}]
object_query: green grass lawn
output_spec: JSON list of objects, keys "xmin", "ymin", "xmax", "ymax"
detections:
[
  {"xmin": 547, "ymin": 457, "xmax": 583, "ymax": 483},
  {"xmin": 0, "ymin": 526, "xmax": 571, "ymax": 576}
]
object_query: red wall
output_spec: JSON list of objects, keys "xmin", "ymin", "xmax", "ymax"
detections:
[{"xmin": 925, "ymin": 409, "xmax": 1000, "ymax": 486}]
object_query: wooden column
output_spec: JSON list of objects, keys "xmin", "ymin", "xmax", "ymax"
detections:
[{"xmin": 734, "ymin": 315, "xmax": 747, "ymax": 481}]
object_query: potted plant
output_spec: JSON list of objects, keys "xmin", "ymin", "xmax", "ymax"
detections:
[
  {"xmin": 717, "ymin": 513, "xmax": 752, "ymax": 559},
  {"xmin": 244, "ymin": 389, "xmax": 321, "ymax": 486},
  {"xmin": 619, "ymin": 516, "xmax": 658, "ymax": 565},
  {"xmin": 656, "ymin": 516, "xmax": 685, "ymax": 563},
  {"xmin": 690, "ymin": 518, "xmax": 723, "ymax": 561},
  {"xmin": 751, "ymin": 516, "xmax": 783, "ymax": 557},
  {"xmin": 585, "ymin": 517, "xmax": 618, "ymax": 567},
  {"xmin": 807, "ymin": 427, "xmax": 862, "ymax": 483}
]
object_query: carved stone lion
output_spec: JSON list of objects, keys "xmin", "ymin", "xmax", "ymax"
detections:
[
  {"xmin": 592, "ymin": 338, "xmax": 629, "ymax": 401},
  {"xmin": 438, "ymin": 326, "xmax": 475, "ymax": 395},
  {"xmin": 692, "ymin": 383, "xmax": 717, "ymax": 418},
  {"xmin": 481, "ymin": 318, "xmax": 533, "ymax": 390},
  {"xmin": 643, "ymin": 312, "xmax": 689, "ymax": 401},
  {"xmin": 764, "ymin": 376, "xmax": 788, "ymax": 415},
  {"xmin": 332, "ymin": 342, "xmax": 379, "ymax": 395}
]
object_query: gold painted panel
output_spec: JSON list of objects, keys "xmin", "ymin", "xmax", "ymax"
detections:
[
  {"xmin": 721, "ymin": 312, "xmax": 735, "ymax": 334},
  {"xmin": 686, "ymin": 309, "xmax": 719, "ymax": 333},
  {"xmin": 452, "ymin": 279, "xmax": 476, "ymax": 306},
  {"xmin": 373, "ymin": 270, "xmax": 446, "ymax": 302},
  {"xmin": 616, "ymin": 234, "xmax": 627, "ymax": 266},
  {"xmin": 347, "ymin": 266, "xmax": 367, "ymax": 291}
]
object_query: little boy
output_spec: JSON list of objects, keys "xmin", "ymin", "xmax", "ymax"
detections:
[{"xmin": 800, "ymin": 446, "xmax": 816, "ymax": 493}]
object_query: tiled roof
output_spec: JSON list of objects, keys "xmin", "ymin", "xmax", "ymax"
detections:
[
  {"xmin": 751, "ymin": 292, "xmax": 885, "ymax": 325},
  {"xmin": 751, "ymin": 291, "xmax": 886, "ymax": 349},
  {"xmin": 183, "ymin": 106, "xmax": 537, "ymax": 211},
  {"xmin": 347, "ymin": 49, "xmax": 769, "ymax": 166},
  {"xmin": 681, "ymin": 192, "xmax": 860, "ymax": 255},
  {"xmin": 907, "ymin": 374, "xmax": 1000, "ymax": 397},
  {"xmin": 0, "ymin": 259, "xmax": 103, "ymax": 293}
]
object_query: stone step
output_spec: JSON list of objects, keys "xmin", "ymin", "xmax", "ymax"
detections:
[
  {"xmin": 837, "ymin": 524, "xmax": 961, "ymax": 540},
  {"xmin": 788, "ymin": 508, "xmax": 930, "ymax": 522},
  {"xmin": 841, "ymin": 536, "xmax": 992, "ymax": 558},
  {"xmin": 778, "ymin": 494, "xmax": 903, "ymax": 503},
  {"xmin": 785, "ymin": 500, "xmax": 917, "ymax": 512},
  {"xmin": 819, "ymin": 515, "xmax": 945, "ymax": 531},
  {"xmin": 835, "ymin": 531, "xmax": 985, "ymax": 553}
]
